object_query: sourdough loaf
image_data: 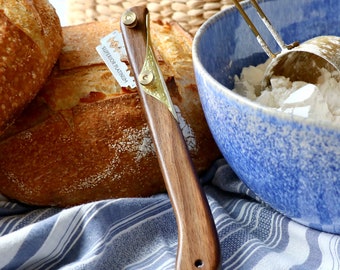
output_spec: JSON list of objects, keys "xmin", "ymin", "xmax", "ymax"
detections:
[
  {"xmin": 0, "ymin": 20, "xmax": 221, "ymax": 207},
  {"xmin": 0, "ymin": 0, "xmax": 63, "ymax": 134}
]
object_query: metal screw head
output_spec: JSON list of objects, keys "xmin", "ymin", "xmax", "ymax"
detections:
[
  {"xmin": 122, "ymin": 10, "xmax": 138, "ymax": 28},
  {"xmin": 139, "ymin": 71, "xmax": 154, "ymax": 86}
]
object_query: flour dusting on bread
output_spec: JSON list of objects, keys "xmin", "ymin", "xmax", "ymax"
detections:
[{"xmin": 109, "ymin": 125, "xmax": 155, "ymax": 162}]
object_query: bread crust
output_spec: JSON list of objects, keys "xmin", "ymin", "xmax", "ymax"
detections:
[
  {"xmin": 0, "ymin": 20, "xmax": 220, "ymax": 207},
  {"xmin": 0, "ymin": 0, "xmax": 63, "ymax": 134}
]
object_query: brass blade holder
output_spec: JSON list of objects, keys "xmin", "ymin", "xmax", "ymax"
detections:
[{"xmin": 122, "ymin": 9, "xmax": 178, "ymax": 121}]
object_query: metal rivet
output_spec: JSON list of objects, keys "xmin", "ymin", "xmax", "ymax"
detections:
[
  {"xmin": 122, "ymin": 10, "xmax": 138, "ymax": 28},
  {"xmin": 139, "ymin": 71, "xmax": 154, "ymax": 86}
]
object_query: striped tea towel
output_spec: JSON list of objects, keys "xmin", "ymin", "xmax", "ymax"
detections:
[{"xmin": 0, "ymin": 159, "xmax": 339, "ymax": 269}]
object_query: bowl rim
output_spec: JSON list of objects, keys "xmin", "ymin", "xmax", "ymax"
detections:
[{"xmin": 192, "ymin": 0, "xmax": 340, "ymax": 131}]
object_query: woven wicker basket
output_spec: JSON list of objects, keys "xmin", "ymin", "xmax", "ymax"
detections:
[{"xmin": 67, "ymin": 0, "xmax": 238, "ymax": 35}]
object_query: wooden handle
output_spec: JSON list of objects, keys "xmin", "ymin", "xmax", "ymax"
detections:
[{"xmin": 120, "ymin": 6, "xmax": 221, "ymax": 270}]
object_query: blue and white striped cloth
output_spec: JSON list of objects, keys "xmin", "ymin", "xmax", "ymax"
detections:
[{"xmin": 0, "ymin": 159, "xmax": 339, "ymax": 269}]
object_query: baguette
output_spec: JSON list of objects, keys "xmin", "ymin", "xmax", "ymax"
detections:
[
  {"xmin": 0, "ymin": 0, "xmax": 63, "ymax": 134},
  {"xmin": 0, "ymin": 20, "xmax": 221, "ymax": 207}
]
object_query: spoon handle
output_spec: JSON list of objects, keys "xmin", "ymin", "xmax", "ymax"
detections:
[{"xmin": 120, "ymin": 6, "xmax": 221, "ymax": 270}]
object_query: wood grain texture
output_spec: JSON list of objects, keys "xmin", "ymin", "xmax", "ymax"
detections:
[{"xmin": 121, "ymin": 6, "xmax": 221, "ymax": 270}]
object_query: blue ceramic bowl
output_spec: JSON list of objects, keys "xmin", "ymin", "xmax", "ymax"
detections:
[{"xmin": 193, "ymin": 0, "xmax": 340, "ymax": 234}]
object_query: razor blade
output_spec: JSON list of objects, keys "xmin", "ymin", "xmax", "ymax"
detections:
[{"xmin": 96, "ymin": 30, "xmax": 136, "ymax": 89}]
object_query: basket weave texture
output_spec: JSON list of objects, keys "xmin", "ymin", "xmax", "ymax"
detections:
[{"xmin": 67, "ymin": 0, "xmax": 238, "ymax": 35}]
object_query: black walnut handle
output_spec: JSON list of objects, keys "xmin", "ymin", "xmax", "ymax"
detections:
[{"xmin": 120, "ymin": 6, "xmax": 221, "ymax": 269}]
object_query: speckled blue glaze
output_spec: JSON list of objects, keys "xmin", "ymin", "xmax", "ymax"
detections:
[{"xmin": 193, "ymin": 0, "xmax": 340, "ymax": 233}]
